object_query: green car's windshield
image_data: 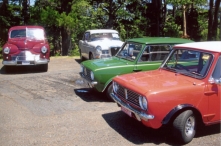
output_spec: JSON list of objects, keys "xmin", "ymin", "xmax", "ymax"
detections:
[
  {"xmin": 162, "ymin": 48, "xmax": 213, "ymax": 79},
  {"xmin": 116, "ymin": 42, "xmax": 143, "ymax": 61}
]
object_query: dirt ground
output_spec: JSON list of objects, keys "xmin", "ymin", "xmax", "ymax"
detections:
[{"xmin": 0, "ymin": 56, "xmax": 220, "ymax": 146}]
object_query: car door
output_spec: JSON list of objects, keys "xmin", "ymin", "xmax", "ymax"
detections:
[
  {"xmin": 205, "ymin": 55, "xmax": 221, "ymax": 122},
  {"xmin": 135, "ymin": 45, "xmax": 171, "ymax": 72}
]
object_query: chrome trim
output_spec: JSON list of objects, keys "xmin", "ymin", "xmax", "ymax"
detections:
[
  {"xmin": 110, "ymin": 93, "xmax": 154, "ymax": 121},
  {"xmin": 79, "ymin": 72, "xmax": 98, "ymax": 87}
]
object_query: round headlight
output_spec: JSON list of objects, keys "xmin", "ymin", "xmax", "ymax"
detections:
[
  {"xmin": 3, "ymin": 47, "xmax": 10, "ymax": 54},
  {"xmin": 113, "ymin": 81, "xmax": 119, "ymax": 93},
  {"xmin": 90, "ymin": 71, "xmax": 94, "ymax": 80},
  {"xmin": 95, "ymin": 46, "xmax": 102, "ymax": 55},
  {"xmin": 41, "ymin": 46, "xmax": 47, "ymax": 53},
  {"xmin": 139, "ymin": 96, "xmax": 148, "ymax": 110}
]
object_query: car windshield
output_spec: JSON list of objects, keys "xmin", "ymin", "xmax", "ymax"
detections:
[
  {"xmin": 10, "ymin": 28, "xmax": 45, "ymax": 40},
  {"xmin": 161, "ymin": 48, "xmax": 213, "ymax": 79},
  {"xmin": 90, "ymin": 33, "xmax": 120, "ymax": 41},
  {"xmin": 116, "ymin": 42, "xmax": 143, "ymax": 61}
]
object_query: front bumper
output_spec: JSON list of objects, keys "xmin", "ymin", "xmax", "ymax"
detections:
[
  {"xmin": 2, "ymin": 51, "xmax": 49, "ymax": 66},
  {"xmin": 79, "ymin": 72, "xmax": 98, "ymax": 88},
  {"xmin": 110, "ymin": 93, "xmax": 154, "ymax": 121}
]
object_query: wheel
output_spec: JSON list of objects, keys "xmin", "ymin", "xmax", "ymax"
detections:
[
  {"xmin": 173, "ymin": 110, "xmax": 196, "ymax": 144},
  {"xmin": 105, "ymin": 84, "xmax": 114, "ymax": 101},
  {"xmin": 89, "ymin": 53, "xmax": 94, "ymax": 60},
  {"xmin": 40, "ymin": 64, "xmax": 48, "ymax": 72}
]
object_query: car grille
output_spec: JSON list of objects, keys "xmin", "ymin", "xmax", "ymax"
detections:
[
  {"xmin": 115, "ymin": 83, "xmax": 141, "ymax": 109},
  {"xmin": 110, "ymin": 47, "xmax": 120, "ymax": 56},
  {"xmin": 82, "ymin": 67, "xmax": 92, "ymax": 81}
]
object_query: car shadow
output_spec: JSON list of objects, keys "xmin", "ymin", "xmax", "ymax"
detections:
[
  {"xmin": 102, "ymin": 111, "xmax": 221, "ymax": 145},
  {"xmin": 75, "ymin": 59, "xmax": 82, "ymax": 64},
  {"xmin": 0, "ymin": 66, "xmax": 44, "ymax": 74},
  {"xmin": 74, "ymin": 88, "xmax": 112, "ymax": 102}
]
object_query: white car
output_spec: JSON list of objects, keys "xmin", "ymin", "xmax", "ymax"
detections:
[{"xmin": 79, "ymin": 29, "xmax": 124, "ymax": 60}]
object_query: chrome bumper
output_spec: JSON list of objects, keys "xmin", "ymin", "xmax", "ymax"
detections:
[
  {"xmin": 110, "ymin": 93, "xmax": 154, "ymax": 121},
  {"xmin": 2, "ymin": 59, "xmax": 49, "ymax": 66},
  {"xmin": 79, "ymin": 72, "xmax": 98, "ymax": 87}
]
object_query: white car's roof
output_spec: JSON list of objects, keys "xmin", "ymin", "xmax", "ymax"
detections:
[
  {"xmin": 174, "ymin": 41, "xmax": 221, "ymax": 53},
  {"xmin": 86, "ymin": 29, "xmax": 119, "ymax": 34}
]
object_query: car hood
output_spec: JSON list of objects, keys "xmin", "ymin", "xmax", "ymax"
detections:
[
  {"xmin": 8, "ymin": 38, "xmax": 45, "ymax": 50},
  {"xmin": 88, "ymin": 40, "xmax": 124, "ymax": 49},
  {"xmin": 114, "ymin": 69, "xmax": 204, "ymax": 95},
  {"xmin": 82, "ymin": 57, "xmax": 132, "ymax": 70}
]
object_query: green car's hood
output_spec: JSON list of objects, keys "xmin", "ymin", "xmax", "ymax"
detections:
[{"xmin": 82, "ymin": 57, "xmax": 132, "ymax": 71}]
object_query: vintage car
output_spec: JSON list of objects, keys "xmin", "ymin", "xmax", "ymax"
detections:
[
  {"xmin": 2, "ymin": 26, "xmax": 50, "ymax": 72},
  {"xmin": 79, "ymin": 29, "xmax": 124, "ymax": 60},
  {"xmin": 80, "ymin": 37, "xmax": 193, "ymax": 99},
  {"xmin": 110, "ymin": 41, "xmax": 221, "ymax": 144}
]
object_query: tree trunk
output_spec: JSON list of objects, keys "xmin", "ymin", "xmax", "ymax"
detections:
[
  {"xmin": 182, "ymin": 5, "xmax": 187, "ymax": 38},
  {"xmin": 208, "ymin": 0, "xmax": 214, "ymax": 40},
  {"xmin": 212, "ymin": 0, "xmax": 221, "ymax": 40},
  {"xmin": 61, "ymin": 27, "xmax": 71, "ymax": 56}
]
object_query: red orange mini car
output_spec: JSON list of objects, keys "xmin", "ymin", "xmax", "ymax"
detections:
[
  {"xmin": 111, "ymin": 41, "xmax": 221, "ymax": 144},
  {"xmin": 2, "ymin": 26, "xmax": 50, "ymax": 72}
]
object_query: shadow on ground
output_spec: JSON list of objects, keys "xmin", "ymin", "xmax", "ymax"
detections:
[
  {"xmin": 74, "ymin": 88, "xmax": 112, "ymax": 103},
  {"xmin": 0, "ymin": 66, "xmax": 45, "ymax": 74},
  {"xmin": 102, "ymin": 111, "xmax": 221, "ymax": 145}
]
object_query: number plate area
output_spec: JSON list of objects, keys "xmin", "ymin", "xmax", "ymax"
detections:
[
  {"xmin": 22, "ymin": 61, "xmax": 30, "ymax": 65},
  {"xmin": 121, "ymin": 106, "xmax": 132, "ymax": 117}
]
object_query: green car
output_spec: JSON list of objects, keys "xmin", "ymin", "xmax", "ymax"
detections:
[{"xmin": 79, "ymin": 37, "xmax": 193, "ymax": 99}]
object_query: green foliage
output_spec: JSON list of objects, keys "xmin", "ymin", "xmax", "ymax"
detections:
[{"xmin": 163, "ymin": 16, "xmax": 181, "ymax": 37}]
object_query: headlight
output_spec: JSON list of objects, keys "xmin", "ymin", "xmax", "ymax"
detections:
[
  {"xmin": 3, "ymin": 47, "xmax": 10, "ymax": 54},
  {"xmin": 90, "ymin": 71, "xmax": 94, "ymax": 80},
  {"xmin": 113, "ymin": 81, "xmax": 119, "ymax": 93},
  {"xmin": 41, "ymin": 46, "xmax": 47, "ymax": 53},
  {"xmin": 95, "ymin": 46, "xmax": 102, "ymax": 55},
  {"xmin": 139, "ymin": 95, "xmax": 148, "ymax": 110}
]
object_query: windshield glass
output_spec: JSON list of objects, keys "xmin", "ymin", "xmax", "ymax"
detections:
[
  {"xmin": 10, "ymin": 28, "xmax": 45, "ymax": 40},
  {"xmin": 162, "ymin": 49, "xmax": 213, "ymax": 79},
  {"xmin": 116, "ymin": 42, "xmax": 143, "ymax": 61},
  {"xmin": 90, "ymin": 33, "xmax": 120, "ymax": 41}
]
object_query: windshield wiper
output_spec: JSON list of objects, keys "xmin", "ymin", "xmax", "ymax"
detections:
[
  {"xmin": 162, "ymin": 66, "xmax": 177, "ymax": 72},
  {"xmin": 191, "ymin": 71, "xmax": 203, "ymax": 76}
]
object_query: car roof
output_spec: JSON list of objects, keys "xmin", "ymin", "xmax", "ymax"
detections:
[
  {"xmin": 174, "ymin": 41, "xmax": 221, "ymax": 53},
  {"xmin": 9, "ymin": 26, "xmax": 44, "ymax": 30},
  {"xmin": 86, "ymin": 29, "xmax": 119, "ymax": 34},
  {"xmin": 127, "ymin": 37, "xmax": 193, "ymax": 44}
]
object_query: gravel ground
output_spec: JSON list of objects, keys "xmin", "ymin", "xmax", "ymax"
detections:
[{"xmin": 0, "ymin": 56, "xmax": 220, "ymax": 146}]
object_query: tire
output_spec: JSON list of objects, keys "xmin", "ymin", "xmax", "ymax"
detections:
[
  {"xmin": 89, "ymin": 53, "xmax": 94, "ymax": 60},
  {"xmin": 40, "ymin": 64, "xmax": 48, "ymax": 72},
  {"xmin": 173, "ymin": 110, "xmax": 196, "ymax": 144},
  {"xmin": 105, "ymin": 84, "xmax": 114, "ymax": 101}
]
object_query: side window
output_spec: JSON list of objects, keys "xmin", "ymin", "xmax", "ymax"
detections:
[
  {"xmin": 139, "ymin": 46, "xmax": 150, "ymax": 62},
  {"xmin": 149, "ymin": 45, "xmax": 171, "ymax": 61},
  {"xmin": 212, "ymin": 56, "xmax": 221, "ymax": 79},
  {"xmin": 83, "ymin": 32, "xmax": 90, "ymax": 41}
]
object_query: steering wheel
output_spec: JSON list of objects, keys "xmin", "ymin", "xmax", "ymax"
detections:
[{"xmin": 175, "ymin": 64, "xmax": 189, "ymax": 71}]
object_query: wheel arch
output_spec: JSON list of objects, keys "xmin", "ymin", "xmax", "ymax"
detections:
[
  {"xmin": 102, "ymin": 78, "xmax": 113, "ymax": 92},
  {"xmin": 162, "ymin": 104, "xmax": 203, "ymax": 126}
]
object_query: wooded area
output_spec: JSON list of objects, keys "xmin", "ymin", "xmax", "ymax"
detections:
[{"xmin": 0, "ymin": 0, "xmax": 220, "ymax": 56}]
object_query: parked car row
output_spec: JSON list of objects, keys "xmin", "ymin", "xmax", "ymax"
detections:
[
  {"xmin": 79, "ymin": 30, "xmax": 221, "ymax": 144},
  {"xmin": 2, "ymin": 27, "xmax": 220, "ymax": 144}
]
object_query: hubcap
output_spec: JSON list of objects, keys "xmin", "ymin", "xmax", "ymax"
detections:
[{"xmin": 185, "ymin": 116, "xmax": 195, "ymax": 137}]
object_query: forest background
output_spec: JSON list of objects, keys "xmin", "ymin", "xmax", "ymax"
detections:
[{"xmin": 0, "ymin": 0, "xmax": 220, "ymax": 57}]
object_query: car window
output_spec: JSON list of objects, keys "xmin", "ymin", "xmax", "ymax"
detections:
[
  {"xmin": 90, "ymin": 33, "xmax": 120, "ymax": 41},
  {"xmin": 83, "ymin": 32, "xmax": 90, "ymax": 41},
  {"xmin": 162, "ymin": 49, "xmax": 213, "ymax": 79},
  {"xmin": 139, "ymin": 45, "xmax": 171, "ymax": 62},
  {"xmin": 212, "ymin": 56, "xmax": 221, "ymax": 79},
  {"xmin": 10, "ymin": 29, "xmax": 26, "ymax": 38},
  {"xmin": 116, "ymin": 42, "xmax": 143, "ymax": 61}
]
